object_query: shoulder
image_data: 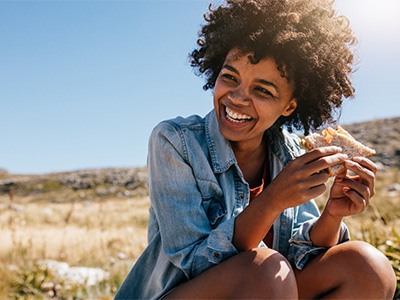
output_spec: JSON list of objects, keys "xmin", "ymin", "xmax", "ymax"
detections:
[
  {"xmin": 281, "ymin": 129, "xmax": 303, "ymax": 157},
  {"xmin": 151, "ymin": 114, "xmax": 206, "ymax": 138},
  {"xmin": 149, "ymin": 114, "xmax": 207, "ymax": 158},
  {"xmin": 266, "ymin": 125, "xmax": 303, "ymax": 165}
]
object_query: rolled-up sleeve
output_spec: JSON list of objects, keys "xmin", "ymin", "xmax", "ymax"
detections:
[
  {"xmin": 148, "ymin": 122, "xmax": 238, "ymax": 279},
  {"xmin": 288, "ymin": 200, "xmax": 350, "ymax": 270}
]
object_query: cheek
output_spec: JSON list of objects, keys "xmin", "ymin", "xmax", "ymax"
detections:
[
  {"xmin": 212, "ymin": 82, "xmax": 225, "ymax": 106},
  {"xmin": 255, "ymin": 104, "xmax": 286, "ymax": 125},
  {"xmin": 212, "ymin": 93, "xmax": 221, "ymax": 115},
  {"xmin": 213, "ymin": 80, "xmax": 223, "ymax": 97}
]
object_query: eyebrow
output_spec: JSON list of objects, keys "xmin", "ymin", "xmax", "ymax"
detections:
[{"xmin": 221, "ymin": 64, "xmax": 280, "ymax": 94}]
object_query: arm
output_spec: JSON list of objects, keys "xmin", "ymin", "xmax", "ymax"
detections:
[
  {"xmin": 310, "ymin": 156, "xmax": 377, "ymax": 247},
  {"xmin": 148, "ymin": 122, "xmax": 238, "ymax": 279},
  {"xmin": 233, "ymin": 146, "xmax": 348, "ymax": 251}
]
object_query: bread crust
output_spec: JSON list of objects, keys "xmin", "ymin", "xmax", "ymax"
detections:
[{"xmin": 303, "ymin": 126, "xmax": 376, "ymax": 176}]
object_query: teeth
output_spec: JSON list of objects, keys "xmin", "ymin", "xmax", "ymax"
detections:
[{"xmin": 225, "ymin": 107, "xmax": 252, "ymax": 122}]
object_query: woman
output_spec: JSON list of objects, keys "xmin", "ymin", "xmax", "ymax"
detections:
[{"xmin": 116, "ymin": 0, "xmax": 396, "ymax": 298}]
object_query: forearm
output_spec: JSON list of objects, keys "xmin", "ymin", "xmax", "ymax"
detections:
[
  {"xmin": 310, "ymin": 209, "xmax": 343, "ymax": 247},
  {"xmin": 233, "ymin": 192, "xmax": 282, "ymax": 251}
]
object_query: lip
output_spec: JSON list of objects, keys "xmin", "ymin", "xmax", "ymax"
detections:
[
  {"xmin": 220, "ymin": 105, "xmax": 254, "ymax": 128},
  {"xmin": 225, "ymin": 106, "xmax": 252, "ymax": 121}
]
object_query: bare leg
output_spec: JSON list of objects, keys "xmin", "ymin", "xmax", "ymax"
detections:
[
  {"xmin": 295, "ymin": 241, "xmax": 396, "ymax": 299},
  {"xmin": 166, "ymin": 248, "xmax": 298, "ymax": 299}
]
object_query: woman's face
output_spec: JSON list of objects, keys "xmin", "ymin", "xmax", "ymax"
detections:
[{"xmin": 213, "ymin": 49, "xmax": 297, "ymax": 149}]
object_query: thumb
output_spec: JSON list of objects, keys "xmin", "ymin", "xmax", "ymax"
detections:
[{"xmin": 335, "ymin": 166, "xmax": 347, "ymax": 181}]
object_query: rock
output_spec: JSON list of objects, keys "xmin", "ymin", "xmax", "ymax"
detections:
[
  {"xmin": 10, "ymin": 203, "xmax": 25, "ymax": 212},
  {"xmin": 38, "ymin": 259, "xmax": 109, "ymax": 286},
  {"xmin": 375, "ymin": 162, "xmax": 387, "ymax": 172},
  {"xmin": 95, "ymin": 187, "xmax": 108, "ymax": 196},
  {"xmin": 117, "ymin": 252, "xmax": 127, "ymax": 260},
  {"xmin": 388, "ymin": 183, "xmax": 400, "ymax": 192}
]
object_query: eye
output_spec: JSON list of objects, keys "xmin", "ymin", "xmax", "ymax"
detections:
[
  {"xmin": 255, "ymin": 86, "xmax": 275, "ymax": 98},
  {"xmin": 220, "ymin": 73, "xmax": 237, "ymax": 82}
]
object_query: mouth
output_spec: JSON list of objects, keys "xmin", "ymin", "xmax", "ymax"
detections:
[{"xmin": 225, "ymin": 106, "xmax": 253, "ymax": 123}]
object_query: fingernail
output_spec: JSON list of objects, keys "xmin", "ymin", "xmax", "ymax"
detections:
[
  {"xmin": 343, "ymin": 187, "xmax": 350, "ymax": 193},
  {"xmin": 345, "ymin": 160, "xmax": 355, "ymax": 167}
]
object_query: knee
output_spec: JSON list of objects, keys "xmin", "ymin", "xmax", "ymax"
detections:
[
  {"xmin": 240, "ymin": 248, "xmax": 298, "ymax": 298},
  {"xmin": 341, "ymin": 241, "xmax": 397, "ymax": 297}
]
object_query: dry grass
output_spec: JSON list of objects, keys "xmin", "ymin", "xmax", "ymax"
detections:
[
  {"xmin": 1, "ymin": 167, "xmax": 399, "ymax": 299},
  {"xmin": 0, "ymin": 196, "xmax": 149, "ymax": 299}
]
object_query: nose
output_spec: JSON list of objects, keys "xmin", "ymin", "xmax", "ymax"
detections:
[{"xmin": 228, "ymin": 87, "xmax": 251, "ymax": 106}]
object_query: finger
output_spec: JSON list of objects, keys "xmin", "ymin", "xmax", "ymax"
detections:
[
  {"xmin": 344, "ymin": 160, "xmax": 375, "ymax": 197},
  {"xmin": 337, "ymin": 178, "xmax": 371, "ymax": 204},
  {"xmin": 342, "ymin": 187, "xmax": 368, "ymax": 212},
  {"xmin": 306, "ymin": 183, "xmax": 327, "ymax": 200},
  {"xmin": 352, "ymin": 156, "xmax": 378, "ymax": 174},
  {"xmin": 304, "ymin": 152, "xmax": 348, "ymax": 176},
  {"xmin": 305, "ymin": 172, "xmax": 330, "ymax": 187},
  {"xmin": 300, "ymin": 146, "xmax": 343, "ymax": 164}
]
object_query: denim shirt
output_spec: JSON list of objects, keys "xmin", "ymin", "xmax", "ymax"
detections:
[{"xmin": 115, "ymin": 110, "xmax": 349, "ymax": 300}]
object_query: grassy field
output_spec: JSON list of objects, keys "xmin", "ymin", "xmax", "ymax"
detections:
[{"xmin": 0, "ymin": 168, "xmax": 399, "ymax": 299}]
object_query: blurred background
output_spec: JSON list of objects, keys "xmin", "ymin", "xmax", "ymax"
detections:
[
  {"xmin": 1, "ymin": 0, "xmax": 400, "ymax": 174},
  {"xmin": 0, "ymin": 1, "xmax": 399, "ymax": 299}
]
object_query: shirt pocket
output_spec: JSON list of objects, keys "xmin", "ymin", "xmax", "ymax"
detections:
[{"xmin": 197, "ymin": 179, "xmax": 226, "ymax": 229}]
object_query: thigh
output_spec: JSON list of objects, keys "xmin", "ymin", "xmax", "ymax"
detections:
[
  {"xmin": 294, "ymin": 240, "xmax": 396, "ymax": 299},
  {"xmin": 166, "ymin": 248, "xmax": 297, "ymax": 299}
]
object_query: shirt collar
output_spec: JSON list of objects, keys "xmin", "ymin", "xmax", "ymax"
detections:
[
  {"xmin": 265, "ymin": 124, "xmax": 301, "ymax": 166},
  {"xmin": 205, "ymin": 110, "xmax": 300, "ymax": 173},
  {"xmin": 205, "ymin": 110, "xmax": 237, "ymax": 174}
]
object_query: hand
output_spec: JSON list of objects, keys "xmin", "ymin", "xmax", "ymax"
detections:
[
  {"xmin": 326, "ymin": 156, "xmax": 377, "ymax": 218},
  {"xmin": 264, "ymin": 146, "xmax": 348, "ymax": 212}
]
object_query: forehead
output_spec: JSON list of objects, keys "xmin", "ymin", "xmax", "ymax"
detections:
[
  {"xmin": 223, "ymin": 48, "xmax": 279, "ymax": 73},
  {"xmin": 223, "ymin": 49, "xmax": 283, "ymax": 79}
]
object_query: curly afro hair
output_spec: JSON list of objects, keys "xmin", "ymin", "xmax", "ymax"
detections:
[{"xmin": 190, "ymin": 0, "xmax": 357, "ymax": 134}]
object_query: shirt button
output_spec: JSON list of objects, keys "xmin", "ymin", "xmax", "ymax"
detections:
[
  {"xmin": 239, "ymin": 193, "xmax": 244, "ymax": 199},
  {"xmin": 213, "ymin": 252, "xmax": 221, "ymax": 259}
]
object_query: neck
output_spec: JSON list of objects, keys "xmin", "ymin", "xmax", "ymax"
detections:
[
  {"xmin": 231, "ymin": 137, "xmax": 267, "ymax": 187},
  {"xmin": 231, "ymin": 136, "xmax": 266, "ymax": 163}
]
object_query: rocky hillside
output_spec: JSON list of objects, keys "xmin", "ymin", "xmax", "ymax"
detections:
[
  {"xmin": 0, "ymin": 167, "xmax": 148, "ymax": 203},
  {"xmin": 342, "ymin": 116, "xmax": 400, "ymax": 168},
  {"xmin": 0, "ymin": 116, "xmax": 399, "ymax": 202}
]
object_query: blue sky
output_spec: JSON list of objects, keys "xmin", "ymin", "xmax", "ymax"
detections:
[{"xmin": 1, "ymin": 0, "xmax": 399, "ymax": 174}]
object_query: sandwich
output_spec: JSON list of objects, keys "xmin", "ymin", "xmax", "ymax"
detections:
[{"xmin": 302, "ymin": 126, "xmax": 376, "ymax": 177}]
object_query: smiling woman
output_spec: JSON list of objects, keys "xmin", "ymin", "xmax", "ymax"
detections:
[{"xmin": 115, "ymin": 0, "xmax": 396, "ymax": 299}]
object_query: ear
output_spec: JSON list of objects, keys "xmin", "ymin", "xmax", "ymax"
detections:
[{"xmin": 282, "ymin": 98, "xmax": 297, "ymax": 117}]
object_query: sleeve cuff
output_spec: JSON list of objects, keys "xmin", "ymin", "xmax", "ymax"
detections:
[
  {"xmin": 289, "ymin": 219, "xmax": 350, "ymax": 270},
  {"xmin": 207, "ymin": 217, "xmax": 238, "ymax": 264}
]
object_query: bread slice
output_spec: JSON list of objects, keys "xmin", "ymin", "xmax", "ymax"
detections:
[{"xmin": 303, "ymin": 126, "xmax": 376, "ymax": 176}]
